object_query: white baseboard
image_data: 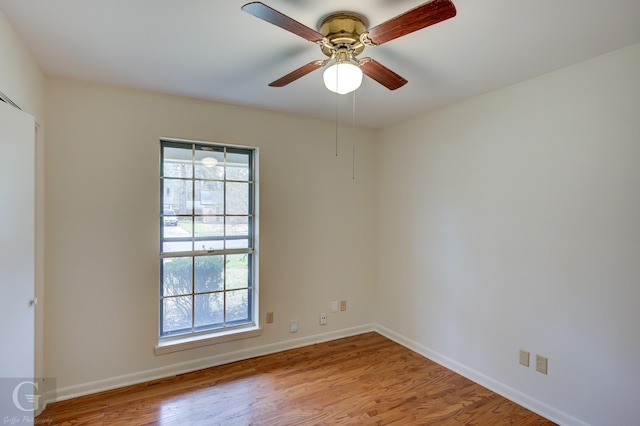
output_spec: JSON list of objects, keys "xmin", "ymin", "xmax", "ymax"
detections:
[
  {"xmin": 50, "ymin": 324, "xmax": 375, "ymax": 404},
  {"xmin": 373, "ymin": 324, "xmax": 589, "ymax": 426}
]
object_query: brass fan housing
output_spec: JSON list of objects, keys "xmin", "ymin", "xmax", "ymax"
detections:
[{"xmin": 319, "ymin": 13, "xmax": 367, "ymax": 57}]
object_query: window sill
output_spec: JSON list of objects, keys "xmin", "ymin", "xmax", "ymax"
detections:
[{"xmin": 154, "ymin": 326, "xmax": 262, "ymax": 355}]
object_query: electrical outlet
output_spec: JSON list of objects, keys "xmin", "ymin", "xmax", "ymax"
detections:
[
  {"xmin": 519, "ymin": 349, "xmax": 530, "ymax": 367},
  {"xmin": 536, "ymin": 354, "xmax": 548, "ymax": 374},
  {"xmin": 289, "ymin": 319, "xmax": 298, "ymax": 333},
  {"xmin": 266, "ymin": 312, "xmax": 274, "ymax": 324},
  {"xmin": 340, "ymin": 300, "xmax": 347, "ymax": 311},
  {"xmin": 320, "ymin": 313, "xmax": 327, "ymax": 325},
  {"xmin": 332, "ymin": 301, "xmax": 339, "ymax": 313}
]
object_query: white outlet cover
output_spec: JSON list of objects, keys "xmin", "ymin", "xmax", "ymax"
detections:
[
  {"xmin": 332, "ymin": 301, "xmax": 338, "ymax": 313},
  {"xmin": 290, "ymin": 319, "xmax": 298, "ymax": 333}
]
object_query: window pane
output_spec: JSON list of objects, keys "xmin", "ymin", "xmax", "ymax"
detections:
[
  {"xmin": 162, "ymin": 217, "xmax": 193, "ymax": 253},
  {"xmin": 163, "ymin": 147, "xmax": 193, "ymax": 179},
  {"xmin": 162, "ymin": 296, "xmax": 192, "ymax": 334},
  {"xmin": 226, "ymin": 151, "xmax": 250, "ymax": 181},
  {"xmin": 197, "ymin": 180, "xmax": 224, "ymax": 215},
  {"xmin": 194, "ymin": 216, "xmax": 224, "ymax": 251},
  {"xmin": 195, "ymin": 147, "xmax": 224, "ymax": 180},
  {"xmin": 226, "ymin": 216, "xmax": 249, "ymax": 249},
  {"xmin": 226, "ymin": 289, "xmax": 250, "ymax": 323},
  {"xmin": 194, "ymin": 293, "xmax": 224, "ymax": 329},
  {"xmin": 162, "ymin": 257, "xmax": 192, "ymax": 296},
  {"xmin": 163, "ymin": 178, "xmax": 193, "ymax": 215},
  {"xmin": 226, "ymin": 182, "xmax": 249, "ymax": 215},
  {"xmin": 226, "ymin": 254, "xmax": 249, "ymax": 290},
  {"xmin": 194, "ymin": 255, "xmax": 224, "ymax": 293}
]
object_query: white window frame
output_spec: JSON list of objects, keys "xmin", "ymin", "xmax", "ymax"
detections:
[{"xmin": 156, "ymin": 138, "xmax": 259, "ymax": 354}]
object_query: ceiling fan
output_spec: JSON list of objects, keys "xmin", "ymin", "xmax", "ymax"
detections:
[{"xmin": 241, "ymin": 0, "xmax": 457, "ymax": 94}]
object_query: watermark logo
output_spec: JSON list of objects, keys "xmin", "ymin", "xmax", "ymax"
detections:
[
  {"xmin": 12, "ymin": 381, "xmax": 40, "ymax": 413},
  {"xmin": 1, "ymin": 378, "xmax": 55, "ymax": 425}
]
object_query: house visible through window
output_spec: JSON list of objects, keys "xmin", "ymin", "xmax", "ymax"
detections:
[{"xmin": 159, "ymin": 139, "xmax": 257, "ymax": 340}]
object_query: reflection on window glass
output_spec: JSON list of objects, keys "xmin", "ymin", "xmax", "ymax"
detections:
[{"xmin": 160, "ymin": 140, "xmax": 256, "ymax": 337}]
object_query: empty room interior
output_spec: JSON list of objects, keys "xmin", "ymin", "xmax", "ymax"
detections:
[{"xmin": 1, "ymin": 1, "xmax": 639, "ymax": 425}]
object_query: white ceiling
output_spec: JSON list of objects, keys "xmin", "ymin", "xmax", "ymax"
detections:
[{"xmin": 1, "ymin": 0, "xmax": 639, "ymax": 129}]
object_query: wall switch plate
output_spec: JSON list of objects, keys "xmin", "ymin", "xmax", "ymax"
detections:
[
  {"xmin": 536, "ymin": 354, "xmax": 548, "ymax": 374},
  {"xmin": 320, "ymin": 312, "xmax": 327, "ymax": 325},
  {"xmin": 289, "ymin": 319, "xmax": 298, "ymax": 333},
  {"xmin": 266, "ymin": 312, "xmax": 274, "ymax": 324},
  {"xmin": 332, "ymin": 301, "xmax": 339, "ymax": 313},
  {"xmin": 519, "ymin": 349, "xmax": 530, "ymax": 367},
  {"xmin": 340, "ymin": 300, "xmax": 347, "ymax": 311}
]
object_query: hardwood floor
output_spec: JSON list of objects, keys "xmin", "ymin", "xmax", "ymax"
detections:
[{"xmin": 38, "ymin": 332, "xmax": 555, "ymax": 425}]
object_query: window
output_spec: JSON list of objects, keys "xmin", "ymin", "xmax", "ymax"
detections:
[{"xmin": 159, "ymin": 139, "xmax": 258, "ymax": 345}]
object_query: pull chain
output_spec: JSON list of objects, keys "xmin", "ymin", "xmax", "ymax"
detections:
[
  {"xmin": 335, "ymin": 95, "xmax": 339, "ymax": 157},
  {"xmin": 352, "ymin": 90, "xmax": 356, "ymax": 180},
  {"xmin": 335, "ymin": 66, "xmax": 339, "ymax": 156}
]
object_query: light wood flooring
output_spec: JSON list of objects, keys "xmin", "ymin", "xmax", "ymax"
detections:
[{"xmin": 38, "ymin": 332, "xmax": 555, "ymax": 425}]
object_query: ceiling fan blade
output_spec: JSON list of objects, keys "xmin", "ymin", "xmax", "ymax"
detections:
[
  {"xmin": 365, "ymin": 0, "xmax": 456, "ymax": 46},
  {"xmin": 269, "ymin": 61, "xmax": 324, "ymax": 87},
  {"xmin": 359, "ymin": 58, "xmax": 408, "ymax": 90},
  {"xmin": 242, "ymin": 2, "xmax": 324, "ymax": 43}
]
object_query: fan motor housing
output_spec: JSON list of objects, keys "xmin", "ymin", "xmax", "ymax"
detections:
[{"xmin": 319, "ymin": 13, "xmax": 367, "ymax": 57}]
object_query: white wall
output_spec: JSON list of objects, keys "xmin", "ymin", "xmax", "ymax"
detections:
[
  {"xmin": 44, "ymin": 77, "xmax": 377, "ymax": 397},
  {"xmin": 0, "ymin": 9, "xmax": 43, "ymax": 121},
  {"xmin": 376, "ymin": 43, "xmax": 640, "ymax": 426}
]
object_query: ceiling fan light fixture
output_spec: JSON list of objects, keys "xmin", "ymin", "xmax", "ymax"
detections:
[{"xmin": 323, "ymin": 62, "xmax": 363, "ymax": 95}]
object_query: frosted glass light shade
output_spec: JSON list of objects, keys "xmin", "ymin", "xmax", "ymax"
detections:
[
  {"xmin": 323, "ymin": 62, "xmax": 363, "ymax": 95},
  {"xmin": 201, "ymin": 157, "xmax": 218, "ymax": 167}
]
